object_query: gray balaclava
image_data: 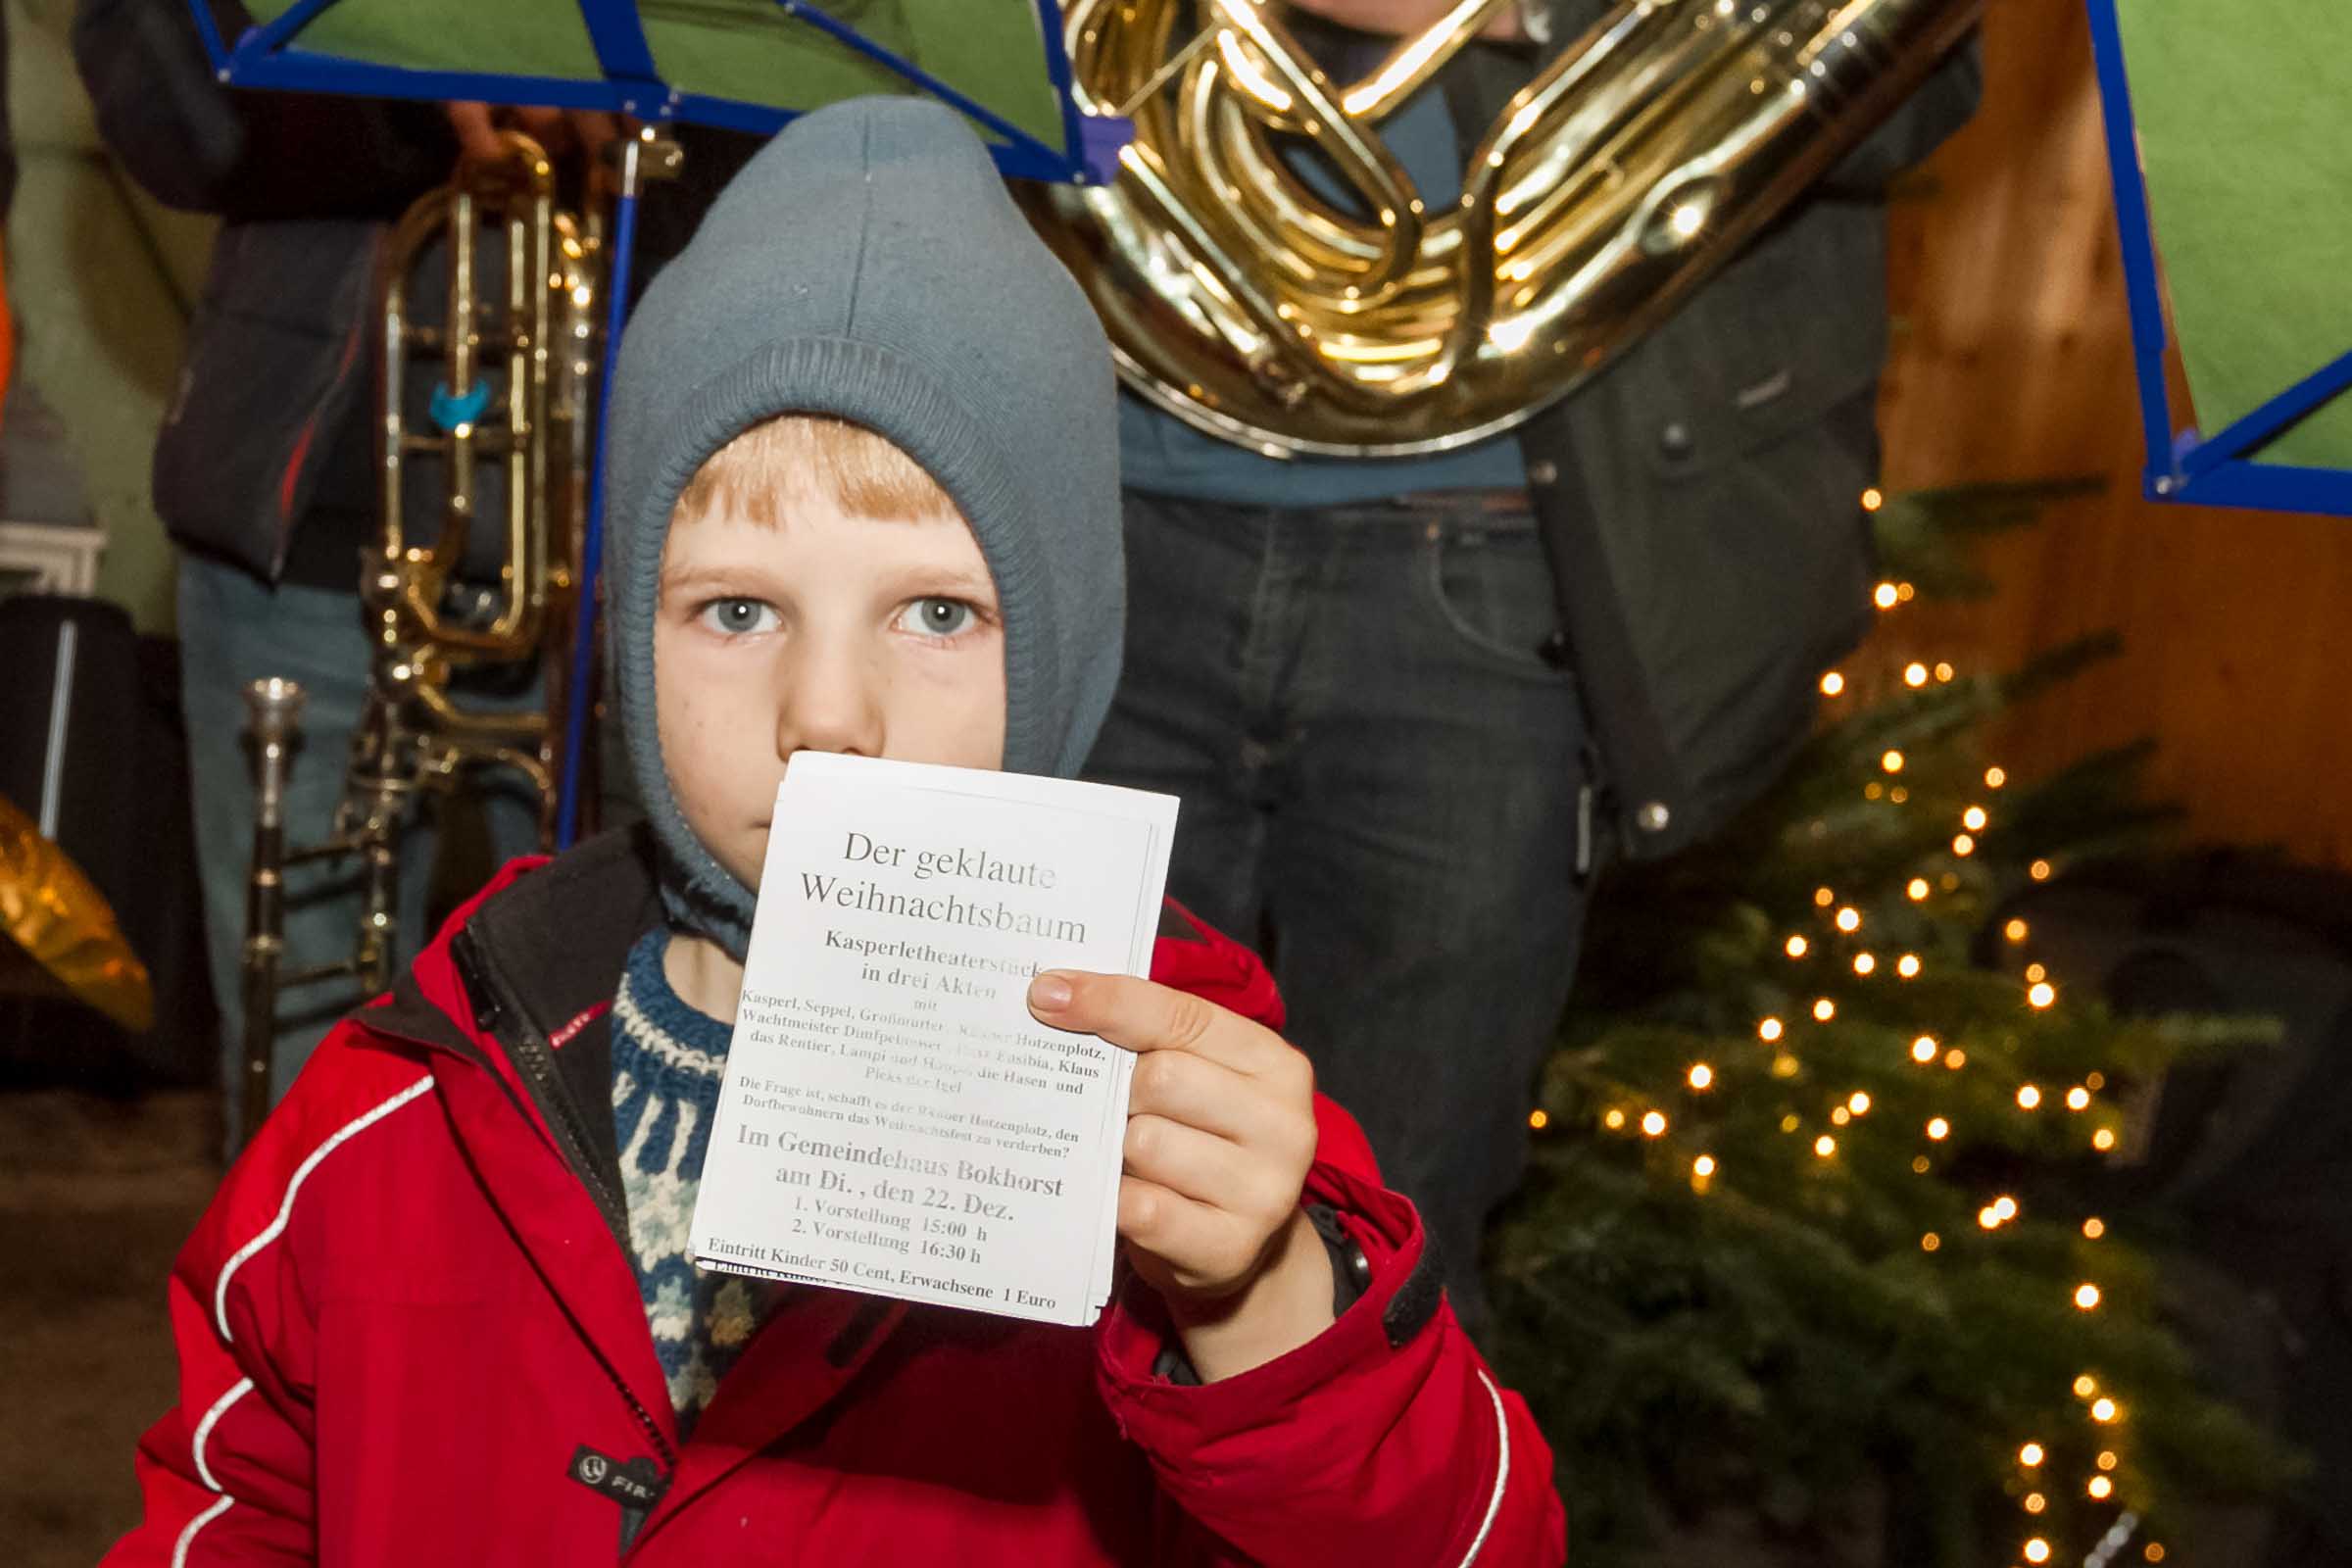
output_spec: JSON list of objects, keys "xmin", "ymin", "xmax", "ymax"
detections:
[{"xmin": 605, "ymin": 97, "xmax": 1122, "ymax": 958}]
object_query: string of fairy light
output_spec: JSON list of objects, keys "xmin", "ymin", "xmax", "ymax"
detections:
[{"xmin": 1535, "ymin": 489, "xmax": 2165, "ymax": 1566}]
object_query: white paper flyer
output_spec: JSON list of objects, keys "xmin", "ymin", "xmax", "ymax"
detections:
[{"xmin": 688, "ymin": 753, "xmax": 1178, "ymax": 1326}]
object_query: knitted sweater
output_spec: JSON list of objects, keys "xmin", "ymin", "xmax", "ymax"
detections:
[{"xmin": 609, "ymin": 929, "xmax": 783, "ymax": 1430}]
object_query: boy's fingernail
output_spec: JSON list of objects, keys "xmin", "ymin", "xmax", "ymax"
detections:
[{"xmin": 1029, "ymin": 973, "xmax": 1073, "ymax": 1009}]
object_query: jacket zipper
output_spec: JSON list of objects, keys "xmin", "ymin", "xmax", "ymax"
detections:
[
  {"xmin": 449, "ymin": 931, "xmax": 677, "ymax": 1475},
  {"xmin": 453, "ymin": 930, "xmax": 634, "ymax": 1247}
]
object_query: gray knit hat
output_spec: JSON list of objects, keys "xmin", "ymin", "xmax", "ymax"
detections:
[{"xmin": 605, "ymin": 98, "xmax": 1123, "ymax": 957}]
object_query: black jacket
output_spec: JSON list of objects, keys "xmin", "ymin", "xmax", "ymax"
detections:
[
  {"xmin": 1445, "ymin": 12, "xmax": 1983, "ymax": 859},
  {"xmin": 72, "ymin": 0, "xmax": 459, "ymax": 583}
]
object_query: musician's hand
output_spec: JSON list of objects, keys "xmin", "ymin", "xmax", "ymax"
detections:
[
  {"xmin": 1027, "ymin": 969, "xmax": 1334, "ymax": 1381},
  {"xmin": 444, "ymin": 102, "xmax": 623, "ymax": 166},
  {"xmin": 1282, "ymin": 0, "xmax": 1525, "ymax": 40}
]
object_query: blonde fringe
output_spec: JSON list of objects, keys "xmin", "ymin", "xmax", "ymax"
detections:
[{"xmin": 673, "ymin": 416, "xmax": 957, "ymax": 528}]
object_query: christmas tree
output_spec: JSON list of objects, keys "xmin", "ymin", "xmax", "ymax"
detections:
[{"xmin": 1489, "ymin": 483, "xmax": 2281, "ymax": 1567}]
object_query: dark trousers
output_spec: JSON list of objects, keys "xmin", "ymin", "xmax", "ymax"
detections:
[{"xmin": 1087, "ymin": 490, "xmax": 1597, "ymax": 1336}]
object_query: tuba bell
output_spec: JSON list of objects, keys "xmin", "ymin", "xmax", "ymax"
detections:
[
  {"xmin": 1022, "ymin": 0, "xmax": 1981, "ymax": 457},
  {"xmin": 235, "ymin": 131, "xmax": 608, "ymax": 1147}
]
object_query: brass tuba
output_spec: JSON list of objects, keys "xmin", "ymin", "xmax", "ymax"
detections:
[
  {"xmin": 1022, "ymin": 0, "xmax": 1980, "ymax": 457},
  {"xmin": 236, "ymin": 132, "xmax": 607, "ymax": 1145}
]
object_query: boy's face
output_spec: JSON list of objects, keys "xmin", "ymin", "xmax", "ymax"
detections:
[{"xmin": 654, "ymin": 488, "xmax": 1007, "ymax": 892}]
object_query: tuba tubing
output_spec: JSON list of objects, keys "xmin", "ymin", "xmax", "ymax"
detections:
[{"xmin": 1024, "ymin": 0, "xmax": 1982, "ymax": 457}]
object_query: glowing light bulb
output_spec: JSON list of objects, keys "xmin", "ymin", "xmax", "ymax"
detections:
[
  {"xmin": 1692, "ymin": 1153, "xmax": 1716, "ymax": 1177},
  {"xmin": 1882, "ymin": 750, "xmax": 1905, "ymax": 773},
  {"xmin": 2093, "ymin": 1127, "xmax": 2117, "ymax": 1152},
  {"xmin": 2019, "ymin": 1443, "xmax": 2044, "ymax": 1467},
  {"xmin": 2026, "ymin": 962, "xmax": 2047, "ymax": 983},
  {"xmin": 1759, "ymin": 1016, "xmax": 1785, "ymax": 1043},
  {"xmin": 1921, "ymin": 1231, "xmax": 1940, "ymax": 1250},
  {"xmin": 1927, "ymin": 1117, "xmax": 1950, "ymax": 1140},
  {"xmin": 1913, "ymin": 1036, "xmax": 1939, "ymax": 1063},
  {"xmin": 1993, "ymin": 1196, "xmax": 2018, "ymax": 1220},
  {"xmin": 2088, "ymin": 1475, "xmax": 2113, "ymax": 1499},
  {"xmin": 1964, "ymin": 806, "xmax": 1989, "ymax": 831},
  {"xmin": 2083, "ymin": 1217, "xmax": 2105, "ymax": 1239},
  {"xmin": 2075, "ymin": 1374, "xmax": 2097, "ymax": 1397},
  {"xmin": 2068, "ymin": 1087, "xmax": 2091, "ymax": 1111},
  {"xmin": 1875, "ymin": 582, "xmax": 1900, "ymax": 610},
  {"xmin": 2098, "ymin": 1451, "xmax": 2117, "ymax": 1471},
  {"xmin": 1897, "ymin": 954, "xmax": 1921, "ymax": 978},
  {"xmin": 1813, "ymin": 998, "xmax": 1838, "ymax": 1022},
  {"xmin": 1814, "ymin": 1134, "xmax": 1837, "ymax": 1157},
  {"xmin": 1907, "ymin": 878, "xmax": 1932, "ymax": 902},
  {"xmin": 1836, "ymin": 906, "xmax": 1862, "ymax": 932},
  {"xmin": 1781, "ymin": 1113, "xmax": 1800, "ymax": 1133},
  {"xmin": 2146, "ymin": 1544, "xmax": 2165, "ymax": 1562},
  {"xmin": 1979, "ymin": 1206, "xmax": 2000, "ymax": 1229},
  {"xmin": 1820, "ymin": 671, "xmax": 1846, "ymax": 697},
  {"xmin": 1831, "ymin": 1106, "xmax": 1851, "ymax": 1126},
  {"xmin": 1641, "ymin": 1110, "xmax": 1667, "ymax": 1137},
  {"xmin": 1986, "ymin": 766, "xmax": 2008, "ymax": 788},
  {"xmin": 2091, "ymin": 1397, "xmax": 2118, "ymax": 1422},
  {"xmin": 2030, "ymin": 982, "xmax": 2057, "ymax": 1009},
  {"xmin": 1861, "ymin": 487, "xmax": 1884, "ymax": 511},
  {"xmin": 2018, "ymin": 1085, "xmax": 2043, "ymax": 1109},
  {"xmin": 1528, "ymin": 1108, "xmax": 1550, "ymax": 1130},
  {"xmin": 1904, "ymin": 662, "xmax": 1929, "ymax": 687},
  {"xmin": 1786, "ymin": 935, "xmax": 1810, "ymax": 958},
  {"xmin": 2031, "ymin": 858, "xmax": 2053, "ymax": 881},
  {"xmin": 2076, "ymin": 1283, "xmax": 2101, "ymax": 1310},
  {"xmin": 1911, "ymin": 1155, "xmax": 1931, "ymax": 1173},
  {"xmin": 2025, "ymin": 1493, "xmax": 2046, "ymax": 1514},
  {"xmin": 2005, "ymin": 918, "xmax": 2030, "ymax": 942},
  {"xmin": 1945, "ymin": 1048, "xmax": 1968, "ymax": 1069},
  {"xmin": 2086, "ymin": 1071, "xmax": 2106, "ymax": 1090},
  {"xmin": 1953, "ymin": 833, "xmax": 1977, "ymax": 856},
  {"xmin": 1772, "ymin": 1054, "xmax": 1799, "ymax": 1078},
  {"xmin": 1815, "ymin": 886, "xmax": 1837, "ymax": 907},
  {"xmin": 1853, "ymin": 953, "xmax": 1877, "ymax": 976},
  {"xmin": 1935, "ymin": 662, "xmax": 1955, "ymax": 682},
  {"xmin": 1688, "ymin": 1063, "xmax": 1714, "ymax": 1090},
  {"xmin": 1604, "ymin": 1108, "xmax": 1627, "ymax": 1130},
  {"xmin": 1848, "ymin": 1091, "xmax": 1872, "ymax": 1114},
  {"xmin": 2026, "ymin": 1540, "xmax": 2050, "ymax": 1564}
]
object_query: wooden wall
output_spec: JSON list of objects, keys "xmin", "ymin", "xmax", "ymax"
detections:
[{"xmin": 1874, "ymin": 0, "xmax": 2352, "ymax": 868}]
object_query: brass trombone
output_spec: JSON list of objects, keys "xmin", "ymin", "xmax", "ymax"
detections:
[{"xmin": 237, "ymin": 132, "xmax": 605, "ymax": 1145}]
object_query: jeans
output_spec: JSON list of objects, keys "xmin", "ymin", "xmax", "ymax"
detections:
[
  {"xmin": 1086, "ymin": 491, "xmax": 1597, "ymax": 1337},
  {"xmin": 177, "ymin": 553, "xmax": 543, "ymax": 1134}
]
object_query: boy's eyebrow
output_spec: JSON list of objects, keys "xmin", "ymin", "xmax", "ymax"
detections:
[
  {"xmin": 659, "ymin": 563, "xmax": 1002, "ymax": 601},
  {"xmin": 661, "ymin": 564, "xmax": 763, "ymax": 600}
]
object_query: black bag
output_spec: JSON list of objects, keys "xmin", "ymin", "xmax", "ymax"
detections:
[{"xmin": 0, "ymin": 596, "xmax": 215, "ymax": 1089}]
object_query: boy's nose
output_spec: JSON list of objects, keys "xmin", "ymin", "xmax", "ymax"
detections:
[{"xmin": 774, "ymin": 639, "xmax": 886, "ymax": 760}]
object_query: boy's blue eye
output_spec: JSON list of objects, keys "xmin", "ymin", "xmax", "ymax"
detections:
[
  {"xmin": 698, "ymin": 598, "xmax": 779, "ymax": 636},
  {"xmin": 897, "ymin": 598, "xmax": 978, "ymax": 639}
]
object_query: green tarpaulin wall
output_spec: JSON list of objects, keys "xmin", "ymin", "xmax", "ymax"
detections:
[
  {"xmin": 2116, "ymin": 0, "xmax": 2352, "ymax": 467},
  {"xmin": 240, "ymin": 0, "xmax": 1068, "ymax": 152}
]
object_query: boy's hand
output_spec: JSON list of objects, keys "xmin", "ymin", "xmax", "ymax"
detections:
[{"xmin": 1029, "ymin": 970, "xmax": 1336, "ymax": 1381}]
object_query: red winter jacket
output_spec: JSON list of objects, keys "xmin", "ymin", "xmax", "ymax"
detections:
[{"xmin": 109, "ymin": 828, "xmax": 1565, "ymax": 1565}]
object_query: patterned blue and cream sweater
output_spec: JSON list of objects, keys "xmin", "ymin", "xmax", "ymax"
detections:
[{"xmin": 610, "ymin": 929, "xmax": 783, "ymax": 1432}]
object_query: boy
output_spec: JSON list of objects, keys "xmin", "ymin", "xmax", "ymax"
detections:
[{"xmin": 109, "ymin": 99, "xmax": 1564, "ymax": 1565}]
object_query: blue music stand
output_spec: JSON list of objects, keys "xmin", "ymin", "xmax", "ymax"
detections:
[
  {"xmin": 2086, "ymin": 0, "xmax": 2352, "ymax": 519},
  {"xmin": 188, "ymin": 0, "xmax": 1124, "ymax": 844}
]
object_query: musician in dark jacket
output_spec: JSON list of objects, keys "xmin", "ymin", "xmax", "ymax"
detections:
[
  {"xmin": 1086, "ymin": 0, "xmax": 1983, "ymax": 1336},
  {"xmin": 71, "ymin": 0, "xmax": 549, "ymax": 1135}
]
